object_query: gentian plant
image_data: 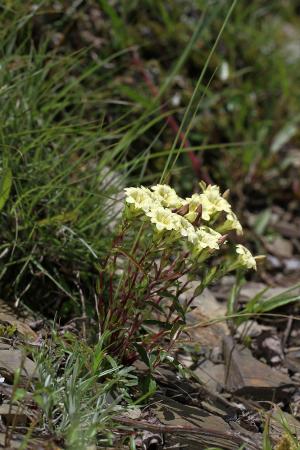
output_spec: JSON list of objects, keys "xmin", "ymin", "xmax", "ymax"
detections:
[{"xmin": 97, "ymin": 183, "xmax": 257, "ymax": 364}]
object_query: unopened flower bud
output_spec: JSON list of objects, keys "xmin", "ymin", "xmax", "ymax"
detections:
[
  {"xmin": 218, "ymin": 234, "xmax": 228, "ymax": 246},
  {"xmin": 222, "ymin": 189, "xmax": 230, "ymax": 200},
  {"xmin": 193, "ymin": 204, "xmax": 202, "ymax": 227},
  {"xmin": 172, "ymin": 203, "xmax": 189, "ymax": 216}
]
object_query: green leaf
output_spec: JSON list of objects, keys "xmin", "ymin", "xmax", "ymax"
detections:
[
  {"xmin": 227, "ymin": 271, "xmax": 245, "ymax": 317},
  {"xmin": 143, "ymin": 319, "xmax": 172, "ymax": 329},
  {"xmin": 238, "ymin": 283, "xmax": 300, "ymax": 324},
  {"xmin": 170, "ymin": 322, "xmax": 184, "ymax": 340},
  {"xmin": 0, "ymin": 167, "xmax": 12, "ymax": 212},
  {"xmin": 202, "ymin": 266, "xmax": 217, "ymax": 286},
  {"xmin": 113, "ymin": 247, "xmax": 146, "ymax": 275},
  {"xmin": 159, "ymin": 290, "xmax": 178, "ymax": 300},
  {"xmin": 146, "ymin": 301, "xmax": 165, "ymax": 313},
  {"xmin": 31, "ymin": 259, "xmax": 76, "ymax": 302},
  {"xmin": 256, "ymin": 294, "xmax": 300, "ymax": 313},
  {"xmin": 141, "ymin": 373, "xmax": 156, "ymax": 397},
  {"xmin": 159, "ymin": 290, "xmax": 186, "ymax": 319},
  {"xmin": 271, "ymin": 122, "xmax": 298, "ymax": 153},
  {"xmin": 262, "ymin": 417, "xmax": 272, "ymax": 450},
  {"xmin": 13, "ymin": 387, "xmax": 27, "ymax": 402},
  {"xmin": 98, "ymin": 0, "xmax": 127, "ymax": 48},
  {"xmin": 172, "ymin": 296, "xmax": 186, "ymax": 320},
  {"xmin": 36, "ymin": 211, "xmax": 77, "ymax": 226},
  {"xmin": 254, "ymin": 209, "xmax": 271, "ymax": 235},
  {"xmin": 129, "ymin": 435, "xmax": 137, "ymax": 450},
  {"xmin": 134, "ymin": 343, "xmax": 151, "ymax": 369},
  {"xmin": 241, "ymin": 286, "xmax": 269, "ymax": 314}
]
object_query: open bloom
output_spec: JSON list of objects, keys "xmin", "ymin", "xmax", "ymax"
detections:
[
  {"xmin": 173, "ymin": 215, "xmax": 196, "ymax": 240},
  {"xmin": 151, "ymin": 184, "xmax": 183, "ymax": 208},
  {"xmin": 146, "ymin": 206, "xmax": 179, "ymax": 232},
  {"xmin": 225, "ymin": 211, "xmax": 243, "ymax": 234},
  {"xmin": 200, "ymin": 184, "xmax": 231, "ymax": 215},
  {"xmin": 236, "ymin": 244, "xmax": 256, "ymax": 270},
  {"xmin": 184, "ymin": 194, "xmax": 211, "ymax": 223},
  {"xmin": 124, "ymin": 186, "xmax": 154, "ymax": 213},
  {"xmin": 217, "ymin": 210, "xmax": 243, "ymax": 235},
  {"xmin": 192, "ymin": 226, "xmax": 222, "ymax": 251},
  {"xmin": 185, "ymin": 185, "xmax": 232, "ymax": 224}
]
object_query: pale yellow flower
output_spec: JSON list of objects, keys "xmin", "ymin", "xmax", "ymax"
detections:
[
  {"xmin": 236, "ymin": 244, "xmax": 256, "ymax": 270},
  {"xmin": 225, "ymin": 211, "xmax": 243, "ymax": 234},
  {"xmin": 151, "ymin": 184, "xmax": 183, "ymax": 208},
  {"xmin": 124, "ymin": 186, "xmax": 154, "ymax": 213},
  {"xmin": 193, "ymin": 226, "xmax": 222, "ymax": 251},
  {"xmin": 146, "ymin": 206, "xmax": 179, "ymax": 232},
  {"xmin": 173, "ymin": 215, "xmax": 196, "ymax": 240},
  {"xmin": 185, "ymin": 185, "xmax": 232, "ymax": 224},
  {"xmin": 184, "ymin": 194, "xmax": 211, "ymax": 223},
  {"xmin": 217, "ymin": 210, "xmax": 243, "ymax": 235},
  {"xmin": 200, "ymin": 184, "xmax": 231, "ymax": 214}
]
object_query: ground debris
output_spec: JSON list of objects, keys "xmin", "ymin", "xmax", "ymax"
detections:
[
  {"xmin": 193, "ymin": 360, "xmax": 225, "ymax": 392},
  {"xmin": 179, "ymin": 287, "xmax": 228, "ymax": 351},
  {"xmin": 223, "ymin": 336, "xmax": 294, "ymax": 401},
  {"xmin": 263, "ymin": 235, "xmax": 293, "ymax": 259},
  {"xmin": 0, "ymin": 403, "xmax": 32, "ymax": 428},
  {"xmin": 151, "ymin": 395, "xmax": 262, "ymax": 450},
  {"xmin": 269, "ymin": 409, "xmax": 300, "ymax": 444},
  {"xmin": 117, "ymin": 395, "xmax": 262, "ymax": 450},
  {"xmin": 0, "ymin": 432, "xmax": 62, "ymax": 449},
  {"xmin": 285, "ymin": 349, "xmax": 300, "ymax": 373},
  {"xmin": 0, "ymin": 299, "xmax": 41, "ymax": 342},
  {"xmin": 0, "ymin": 342, "xmax": 36, "ymax": 385}
]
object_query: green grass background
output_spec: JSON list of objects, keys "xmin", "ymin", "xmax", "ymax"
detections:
[{"xmin": 1, "ymin": 0, "xmax": 299, "ymax": 315}]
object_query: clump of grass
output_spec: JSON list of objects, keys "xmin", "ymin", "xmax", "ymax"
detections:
[
  {"xmin": 227, "ymin": 275, "xmax": 300, "ymax": 327},
  {"xmin": 0, "ymin": 8, "xmax": 109, "ymax": 315},
  {"xmin": 0, "ymin": 2, "xmax": 153, "ymax": 318},
  {"xmin": 0, "ymin": 0, "xmax": 210, "ymax": 319},
  {"xmin": 9, "ymin": 331, "xmax": 138, "ymax": 449},
  {"xmin": 33, "ymin": 331, "xmax": 138, "ymax": 448}
]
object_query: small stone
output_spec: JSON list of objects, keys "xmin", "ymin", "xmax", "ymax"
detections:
[{"xmin": 0, "ymin": 346, "xmax": 36, "ymax": 385}]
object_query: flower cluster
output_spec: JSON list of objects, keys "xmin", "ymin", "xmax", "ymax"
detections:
[{"xmin": 124, "ymin": 183, "xmax": 256, "ymax": 271}]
